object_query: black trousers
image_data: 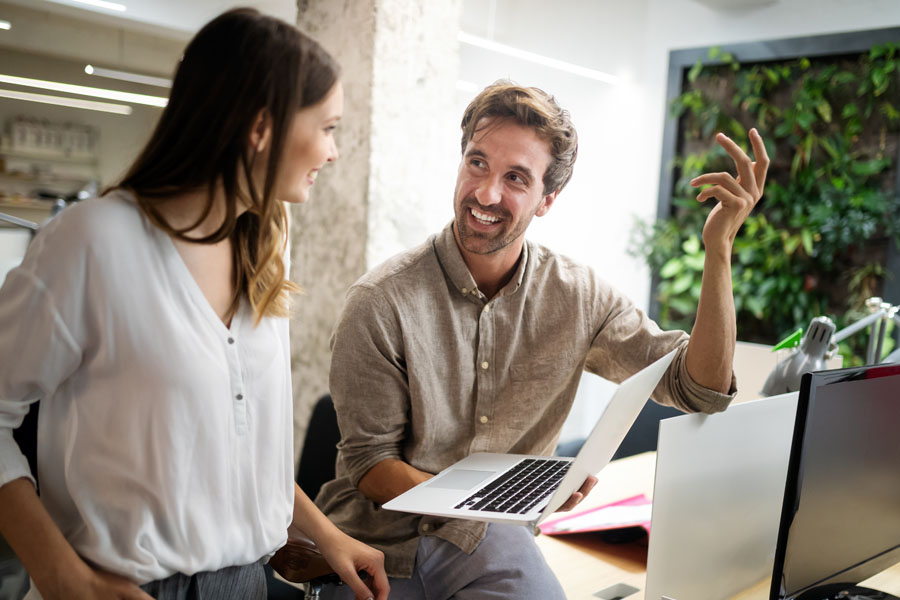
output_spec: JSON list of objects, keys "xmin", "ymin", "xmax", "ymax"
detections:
[{"xmin": 139, "ymin": 560, "xmax": 266, "ymax": 600}]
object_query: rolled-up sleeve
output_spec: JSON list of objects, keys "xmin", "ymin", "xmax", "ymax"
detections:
[
  {"xmin": 329, "ymin": 283, "xmax": 411, "ymax": 487},
  {"xmin": 584, "ymin": 280, "xmax": 735, "ymax": 414},
  {"xmin": 0, "ymin": 268, "xmax": 82, "ymax": 489}
]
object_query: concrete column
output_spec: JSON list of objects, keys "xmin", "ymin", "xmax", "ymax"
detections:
[{"xmin": 289, "ymin": 0, "xmax": 461, "ymax": 462}]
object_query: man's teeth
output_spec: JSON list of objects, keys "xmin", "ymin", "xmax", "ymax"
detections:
[{"xmin": 471, "ymin": 208, "xmax": 499, "ymax": 224}]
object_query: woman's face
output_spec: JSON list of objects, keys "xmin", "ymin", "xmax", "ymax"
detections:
[{"xmin": 275, "ymin": 81, "xmax": 344, "ymax": 204}]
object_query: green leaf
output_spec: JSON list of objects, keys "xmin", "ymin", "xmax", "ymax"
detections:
[
  {"xmin": 801, "ymin": 229, "xmax": 814, "ymax": 255},
  {"xmin": 880, "ymin": 102, "xmax": 900, "ymax": 122},
  {"xmin": 820, "ymin": 137, "xmax": 839, "ymax": 160},
  {"xmin": 688, "ymin": 59, "xmax": 703, "ymax": 83},
  {"xmin": 682, "ymin": 236, "xmax": 701, "ymax": 255},
  {"xmin": 660, "ymin": 257, "xmax": 683, "ymax": 278},
  {"xmin": 841, "ymin": 102, "xmax": 859, "ymax": 118},
  {"xmin": 684, "ymin": 252, "xmax": 706, "ymax": 271},
  {"xmin": 851, "ymin": 158, "xmax": 889, "ymax": 176},
  {"xmin": 797, "ymin": 111, "xmax": 816, "ymax": 130},
  {"xmin": 816, "ymin": 100, "xmax": 833, "ymax": 123},
  {"xmin": 669, "ymin": 297, "xmax": 695, "ymax": 316},
  {"xmin": 671, "ymin": 273, "xmax": 694, "ymax": 295}
]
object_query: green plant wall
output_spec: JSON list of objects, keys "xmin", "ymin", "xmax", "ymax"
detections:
[{"xmin": 631, "ymin": 42, "xmax": 900, "ymax": 364}]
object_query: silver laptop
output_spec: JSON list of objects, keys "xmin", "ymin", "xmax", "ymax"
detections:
[
  {"xmin": 383, "ymin": 349, "xmax": 677, "ymax": 529},
  {"xmin": 645, "ymin": 391, "xmax": 799, "ymax": 600}
]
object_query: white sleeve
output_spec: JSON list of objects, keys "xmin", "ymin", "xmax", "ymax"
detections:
[{"xmin": 0, "ymin": 267, "xmax": 82, "ymax": 489}]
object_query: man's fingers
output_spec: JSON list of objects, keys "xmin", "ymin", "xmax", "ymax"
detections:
[
  {"xmin": 690, "ymin": 173, "xmax": 747, "ymax": 200},
  {"xmin": 558, "ymin": 491, "xmax": 584, "ymax": 512},
  {"xmin": 749, "ymin": 128, "xmax": 770, "ymax": 192},
  {"xmin": 580, "ymin": 475, "xmax": 598, "ymax": 497},
  {"xmin": 715, "ymin": 132, "xmax": 757, "ymax": 197},
  {"xmin": 696, "ymin": 185, "xmax": 743, "ymax": 206}
]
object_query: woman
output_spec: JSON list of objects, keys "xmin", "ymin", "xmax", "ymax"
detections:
[{"xmin": 0, "ymin": 8, "xmax": 388, "ymax": 600}]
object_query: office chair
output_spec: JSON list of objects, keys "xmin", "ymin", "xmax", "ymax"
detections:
[{"xmin": 267, "ymin": 394, "xmax": 343, "ymax": 599}]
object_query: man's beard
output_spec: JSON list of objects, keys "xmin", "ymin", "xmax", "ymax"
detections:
[{"xmin": 455, "ymin": 196, "xmax": 524, "ymax": 255}]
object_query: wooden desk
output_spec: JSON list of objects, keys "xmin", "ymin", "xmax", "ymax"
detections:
[
  {"xmin": 537, "ymin": 452, "xmax": 900, "ymax": 600},
  {"xmin": 537, "ymin": 452, "xmax": 655, "ymax": 599}
]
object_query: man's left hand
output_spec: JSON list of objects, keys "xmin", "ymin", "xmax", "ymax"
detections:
[
  {"xmin": 556, "ymin": 475, "xmax": 598, "ymax": 512},
  {"xmin": 691, "ymin": 128, "xmax": 770, "ymax": 256}
]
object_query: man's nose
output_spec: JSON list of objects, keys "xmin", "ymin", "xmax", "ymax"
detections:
[{"xmin": 475, "ymin": 176, "xmax": 502, "ymax": 206}]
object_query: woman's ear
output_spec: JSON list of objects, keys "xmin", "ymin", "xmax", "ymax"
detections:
[{"xmin": 249, "ymin": 108, "xmax": 272, "ymax": 153}]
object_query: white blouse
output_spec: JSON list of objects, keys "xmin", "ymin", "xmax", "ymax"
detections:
[{"xmin": 0, "ymin": 190, "xmax": 295, "ymax": 585}]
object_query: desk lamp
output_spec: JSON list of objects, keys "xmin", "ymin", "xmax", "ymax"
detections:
[
  {"xmin": 761, "ymin": 298, "xmax": 900, "ymax": 395},
  {"xmin": 761, "ymin": 316, "xmax": 835, "ymax": 396}
]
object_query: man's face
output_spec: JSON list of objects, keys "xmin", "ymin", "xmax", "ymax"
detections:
[{"xmin": 453, "ymin": 118, "xmax": 558, "ymax": 256}]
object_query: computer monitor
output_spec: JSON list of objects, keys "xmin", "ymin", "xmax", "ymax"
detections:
[{"xmin": 770, "ymin": 363, "xmax": 900, "ymax": 600}]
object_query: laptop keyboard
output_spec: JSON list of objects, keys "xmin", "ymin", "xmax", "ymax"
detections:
[{"xmin": 453, "ymin": 458, "xmax": 571, "ymax": 515}]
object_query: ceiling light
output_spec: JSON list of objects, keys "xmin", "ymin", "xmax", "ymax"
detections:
[
  {"xmin": 49, "ymin": 0, "xmax": 126, "ymax": 12},
  {"xmin": 0, "ymin": 74, "xmax": 167, "ymax": 107},
  {"xmin": 0, "ymin": 88, "xmax": 132, "ymax": 115},
  {"xmin": 85, "ymin": 65, "xmax": 171, "ymax": 88},
  {"xmin": 0, "ymin": 20, "xmax": 11, "ymax": 30},
  {"xmin": 458, "ymin": 32, "xmax": 620, "ymax": 85}
]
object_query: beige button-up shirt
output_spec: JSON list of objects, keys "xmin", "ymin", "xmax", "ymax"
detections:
[{"xmin": 316, "ymin": 223, "xmax": 736, "ymax": 578}]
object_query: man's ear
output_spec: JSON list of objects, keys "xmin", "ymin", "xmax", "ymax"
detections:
[
  {"xmin": 249, "ymin": 108, "xmax": 272, "ymax": 153},
  {"xmin": 535, "ymin": 190, "xmax": 559, "ymax": 217}
]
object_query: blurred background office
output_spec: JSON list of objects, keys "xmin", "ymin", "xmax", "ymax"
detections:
[{"xmin": 1, "ymin": 4, "xmax": 899, "ymax": 596}]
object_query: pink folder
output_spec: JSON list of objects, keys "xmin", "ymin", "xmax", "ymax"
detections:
[{"xmin": 538, "ymin": 493, "xmax": 652, "ymax": 536}]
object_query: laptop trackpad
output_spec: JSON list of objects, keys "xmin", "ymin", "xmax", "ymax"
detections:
[{"xmin": 427, "ymin": 469, "xmax": 493, "ymax": 490}]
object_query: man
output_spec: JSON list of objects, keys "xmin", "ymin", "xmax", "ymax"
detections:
[{"xmin": 317, "ymin": 81, "xmax": 769, "ymax": 598}]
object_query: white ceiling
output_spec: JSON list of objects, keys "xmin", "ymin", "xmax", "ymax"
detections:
[{"xmin": 2, "ymin": 0, "xmax": 297, "ymax": 37}]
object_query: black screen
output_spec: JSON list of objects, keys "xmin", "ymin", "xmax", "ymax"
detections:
[{"xmin": 771, "ymin": 364, "xmax": 900, "ymax": 599}]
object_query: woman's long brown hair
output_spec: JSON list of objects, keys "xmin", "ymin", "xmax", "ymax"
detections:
[{"xmin": 118, "ymin": 8, "xmax": 339, "ymax": 324}]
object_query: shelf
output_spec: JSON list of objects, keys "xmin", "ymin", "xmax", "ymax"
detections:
[
  {"xmin": 0, "ymin": 147, "xmax": 98, "ymax": 166},
  {"xmin": 0, "ymin": 171, "xmax": 92, "ymax": 185}
]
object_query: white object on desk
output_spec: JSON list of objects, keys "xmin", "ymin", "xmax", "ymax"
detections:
[{"xmin": 645, "ymin": 392, "xmax": 800, "ymax": 600}]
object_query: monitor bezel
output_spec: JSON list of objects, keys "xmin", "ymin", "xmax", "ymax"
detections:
[{"xmin": 769, "ymin": 363, "xmax": 900, "ymax": 600}]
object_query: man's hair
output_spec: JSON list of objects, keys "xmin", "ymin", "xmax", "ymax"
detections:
[{"xmin": 460, "ymin": 81, "xmax": 578, "ymax": 195}]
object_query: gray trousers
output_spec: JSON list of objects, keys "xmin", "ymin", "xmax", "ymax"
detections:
[
  {"xmin": 325, "ymin": 523, "xmax": 566, "ymax": 600},
  {"xmin": 139, "ymin": 560, "xmax": 266, "ymax": 600}
]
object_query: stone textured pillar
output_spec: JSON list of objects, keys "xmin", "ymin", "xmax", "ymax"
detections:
[{"xmin": 289, "ymin": 0, "xmax": 461, "ymax": 463}]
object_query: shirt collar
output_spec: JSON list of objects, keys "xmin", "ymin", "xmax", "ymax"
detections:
[{"xmin": 433, "ymin": 221, "xmax": 530, "ymax": 299}]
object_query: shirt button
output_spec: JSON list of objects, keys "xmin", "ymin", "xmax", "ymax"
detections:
[
  {"xmin": 422, "ymin": 523, "xmax": 432, "ymax": 532},
  {"xmin": 470, "ymin": 289, "xmax": 477, "ymax": 295},
  {"xmin": 236, "ymin": 393, "xmax": 243, "ymax": 400},
  {"xmin": 227, "ymin": 337, "xmax": 235, "ymax": 344},
  {"xmin": 483, "ymin": 304, "xmax": 490, "ymax": 313},
  {"xmin": 479, "ymin": 415, "xmax": 489, "ymax": 424},
  {"xmin": 481, "ymin": 361, "xmax": 489, "ymax": 370},
  {"xmin": 461, "ymin": 287, "xmax": 468, "ymax": 294}
]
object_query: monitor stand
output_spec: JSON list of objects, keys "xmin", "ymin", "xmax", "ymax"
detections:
[{"xmin": 797, "ymin": 583, "xmax": 900, "ymax": 600}]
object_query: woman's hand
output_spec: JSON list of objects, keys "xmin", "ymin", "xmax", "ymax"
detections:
[
  {"xmin": 314, "ymin": 529, "xmax": 390, "ymax": 600},
  {"xmin": 52, "ymin": 565, "xmax": 155, "ymax": 600}
]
